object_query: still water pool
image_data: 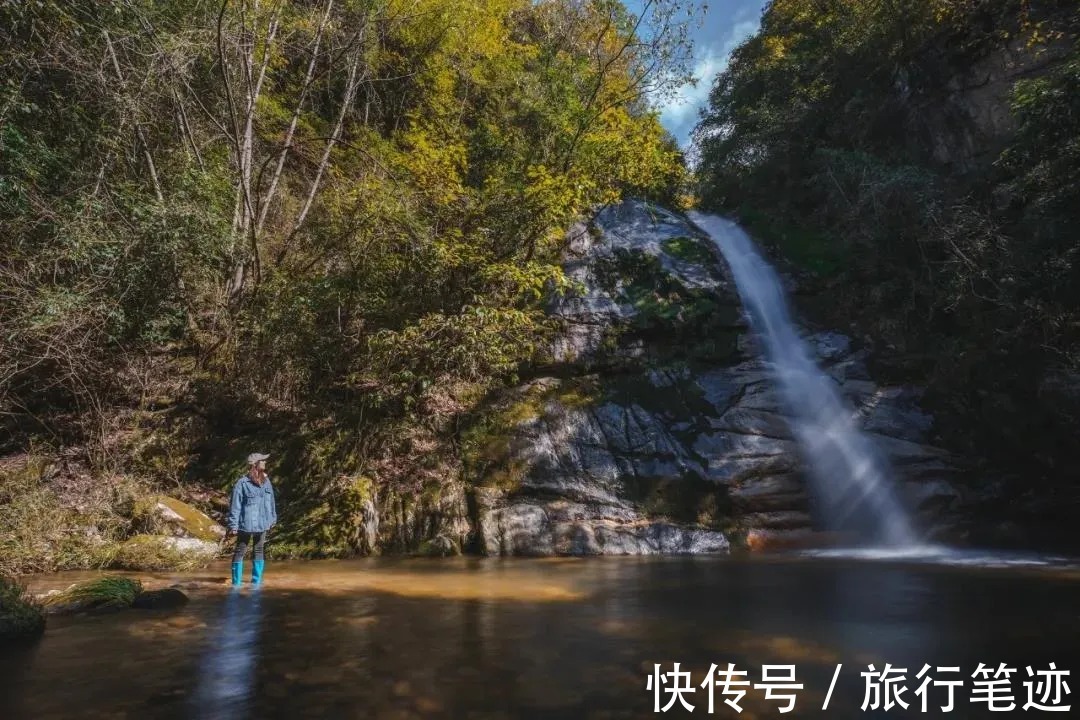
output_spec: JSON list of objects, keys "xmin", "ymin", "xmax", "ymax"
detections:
[{"xmin": 2, "ymin": 553, "xmax": 1078, "ymax": 719}]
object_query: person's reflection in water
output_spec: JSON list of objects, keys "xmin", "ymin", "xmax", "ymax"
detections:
[{"xmin": 190, "ymin": 586, "xmax": 264, "ymax": 720}]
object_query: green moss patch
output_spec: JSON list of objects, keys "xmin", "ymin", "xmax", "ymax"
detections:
[
  {"xmin": 134, "ymin": 495, "xmax": 223, "ymax": 542},
  {"xmin": 593, "ymin": 247, "xmax": 742, "ymax": 343},
  {"xmin": 593, "ymin": 247, "xmax": 667, "ymax": 297},
  {"xmin": 282, "ymin": 474, "xmax": 376, "ymax": 556},
  {"xmin": 461, "ymin": 378, "xmax": 601, "ymax": 491},
  {"xmin": 662, "ymin": 235, "xmax": 716, "ymax": 266},
  {"xmin": 265, "ymin": 541, "xmax": 349, "ymax": 560},
  {"xmin": 416, "ymin": 536, "xmax": 460, "ymax": 557},
  {"xmin": 461, "ymin": 388, "xmax": 543, "ymax": 493}
]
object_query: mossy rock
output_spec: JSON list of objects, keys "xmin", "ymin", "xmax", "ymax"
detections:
[
  {"xmin": 461, "ymin": 378, "xmax": 601, "ymax": 492},
  {"xmin": 460, "ymin": 386, "xmax": 547, "ymax": 492},
  {"xmin": 623, "ymin": 471, "xmax": 733, "ymax": 530},
  {"xmin": 133, "ymin": 495, "xmax": 225, "ymax": 542},
  {"xmin": 593, "ymin": 247, "xmax": 668, "ymax": 297},
  {"xmin": 264, "ymin": 542, "xmax": 337, "ymax": 560},
  {"xmin": 112, "ymin": 535, "xmax": 219, "ymax": 572},
  {"xmin": 661, "ymin": 235, "xmax": 717, "ymax": 266},
  {"xmin": 593, "ymin": 246, "xmax": 741, "ymax": 343},
  {"xmin": 43, "ymin": 576, "xmax": 143, "ymax": 614},
  {"xmin": 416, "ymin": 535, "xmax": 460, "ymax": 557},
  {"xmin": 0, "ymin": 576, "xmax": 46, "ymax": 642}
]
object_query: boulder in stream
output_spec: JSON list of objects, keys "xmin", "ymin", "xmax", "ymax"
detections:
[
  {"xmin": 132, "ymin": 588, "xmax": 189, "ymax": 610},
  {"xmin": 113, "ymin": 535, "xmax": 219, "ymax": 571}
]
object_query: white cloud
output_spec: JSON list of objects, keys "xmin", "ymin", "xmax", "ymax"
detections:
[
  {"xmin": 660, "ymin": 53, "xmax": 726, "ymax": 126},
  {"xmin": 657, "ymin": 13, "xmax": 761, "ymax": 147}
]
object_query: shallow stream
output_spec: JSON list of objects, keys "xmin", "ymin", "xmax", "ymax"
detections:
[{"xmin": 3, "ymin": 552, "xmax": 1078, "ymax": 718}]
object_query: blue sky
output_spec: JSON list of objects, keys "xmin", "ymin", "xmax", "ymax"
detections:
[{"xmin": 628, "ymin": 1, "xmax": 768, "ymax": 148}]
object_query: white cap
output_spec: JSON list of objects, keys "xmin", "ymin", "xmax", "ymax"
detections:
[{"xmin": 246, "ymin": 452, "xmax": 270, "ymax": 464}]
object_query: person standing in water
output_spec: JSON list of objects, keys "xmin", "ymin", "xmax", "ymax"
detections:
[{"xmin": 226, "ymin": 452, "xmax": 277, "ymax": 586}]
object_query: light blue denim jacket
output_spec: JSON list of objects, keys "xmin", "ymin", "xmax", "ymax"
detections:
[{"xmin": 227, "ymin": 475, "xmax": 277, "ymax": 533}]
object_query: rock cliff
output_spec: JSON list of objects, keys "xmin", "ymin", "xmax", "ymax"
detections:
[{"xmin": 467, "ymin": 200, "xmax": 964, "ymax": 555}]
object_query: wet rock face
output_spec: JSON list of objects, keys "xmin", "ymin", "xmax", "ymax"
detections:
[
  {"xmin": 477, "ymin": 495, "xmax": 730, "ymax": 555},
  {"xmin": 471, "ymin": 200, "xmax": 964, "ymax": 556},
  {"xmin": 375, "ymin": 481, "xmax": 471, "ymax": 556},
  {"xmin": 550, "ymin": 203, "xmax": 744, "ymax": 367}
]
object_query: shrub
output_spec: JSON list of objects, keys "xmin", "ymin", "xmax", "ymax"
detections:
[
  {"xmin": 0, "ymin": 456, "xmax": 130, "ymax": 576},
  {"xmin": 0, "ymin": 575, "xmax": 46, "ymax": 642}
]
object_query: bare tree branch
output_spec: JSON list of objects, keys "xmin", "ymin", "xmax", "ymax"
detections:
[
  {"xmin": 103, "ymin": 30, "xmax": 164, "ymax": 203},
  {"xmin": 256, "ymin": 0, "xmax": 335, "ymax": 236},
  {"xmin": 277, "ymin": 39, "xmax": 365, "ymax": 265}
]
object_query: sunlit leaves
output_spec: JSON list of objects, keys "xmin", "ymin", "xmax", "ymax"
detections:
[{"xmin": 1, "ymin": 0, "xmax": 690, "ymax": 431}]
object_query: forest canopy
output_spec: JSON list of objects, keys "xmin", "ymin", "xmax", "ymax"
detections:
[
  {"xmin": 0, "ymin": 0, "xmax": 692, "ymax": 440},
  {"xmin": 693, "ymin": 0, "xmax": 1080, "ymax": 480}
]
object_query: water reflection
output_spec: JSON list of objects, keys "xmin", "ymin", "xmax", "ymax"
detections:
[
  {"xmin": 828, "ymin": 561, "xmax": 935, "ymax": 662},
  {"xmin": 3, "ymin": 556, "xmax": 1079, "ymax": 719},
  {"xmin": 191, "ymin": 587, "xmax": 263, "ymax": 720}
]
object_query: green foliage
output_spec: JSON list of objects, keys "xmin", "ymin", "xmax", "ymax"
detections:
[
  {"xmin": 1, "ymin": 0, "xmax": 689, "ymax": 429},
  {"xmin": 278, "ymin": 473, "xmax": 374, "ymax": 556},
  {"xmin": 365, "ymin": 306, "xmax": 550, "ymax": 392},
  {"xmin": 460, "ymin": 384, "xmax": 549, "ymax": 491},
  {"xmin": 694, "ymin": 0, "xmax": 1080, "ymax": 476},
  {"xmin": 1000, "ymin": 52, "xmax": 1080, "ymax": 270},
  {"xmin": 736, "ymin": 206, "xmax": 845, "ymax": 277},
  {"xmin": 0, "ymin": 0, "xmax": 694, "ymax": 555},
  {"xmin": 0, "ymin": 576, "xmax": 45, "ymax": 642}
]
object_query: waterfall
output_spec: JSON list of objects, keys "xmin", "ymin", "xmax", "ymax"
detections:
[{"xmin": 688, "ymin": 211, "xmax": 917, "ymax": 547}]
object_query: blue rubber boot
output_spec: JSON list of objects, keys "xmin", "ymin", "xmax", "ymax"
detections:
[
  {"xmin": 251, "ymin": 559, "xmax": 265, "ymax": 585},
  {"xmin": 231, "ymin": 561, "xmax": 244, "ymax": 586}
]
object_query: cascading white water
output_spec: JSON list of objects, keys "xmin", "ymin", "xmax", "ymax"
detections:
[{"xmin": 688, "ymin": 211, "xmax": 917, "ymax": 547}]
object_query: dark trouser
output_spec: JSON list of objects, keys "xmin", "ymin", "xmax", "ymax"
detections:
[{"xmin": 232, "ymin": 531, "xmax": 266, "ymax": 563}]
